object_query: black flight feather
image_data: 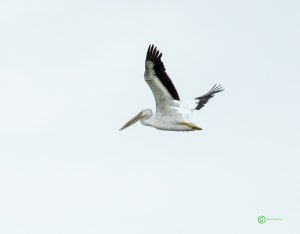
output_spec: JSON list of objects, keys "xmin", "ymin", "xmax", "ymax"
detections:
[
  {"xmin": 146, "ymin": 44, "xmax": 180, "ymax": 101},
  {"xmin": 195, "ymin": 85, "xmax": 224, "ymax": 110}
]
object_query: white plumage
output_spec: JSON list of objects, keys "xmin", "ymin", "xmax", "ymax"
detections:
[{"xmin": 119, "ymin": 45, "xmax": 223, "ymax": 132}]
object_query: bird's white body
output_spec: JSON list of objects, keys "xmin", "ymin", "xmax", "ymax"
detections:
[
  {"xmin": 141, "ymin": 111, "xmax": 193, "ymax": 131},
  {"xmin": 119, "ymin": 45, "xmax": 223, "ymax": 132}
]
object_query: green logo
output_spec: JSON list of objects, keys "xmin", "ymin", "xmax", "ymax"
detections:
[
  {"xmin": 258, "ymin": 215, "xmax": 282, "ymax": 224},
  {"xmin": 258, "ymin": 215, "xmax": 266, "ymax": 224}
]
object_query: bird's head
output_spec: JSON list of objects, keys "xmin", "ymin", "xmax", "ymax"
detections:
[{"xmin": 119, "ymin": 109, "xmax": 153, "ymax": 131}]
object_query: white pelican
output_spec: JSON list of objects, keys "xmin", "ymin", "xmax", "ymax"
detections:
[{"xmin": 120, "ymin": 44, "xmax": 224, "ymax": 131}]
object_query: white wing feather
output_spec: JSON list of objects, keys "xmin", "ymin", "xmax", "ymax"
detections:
[
  {"xmin": 144, "ymin": 61, "xmax": 179, "ymax": 115},
  {"xmin": 171, "ymin": 99, "xmax": 198, "ymax": 121}
]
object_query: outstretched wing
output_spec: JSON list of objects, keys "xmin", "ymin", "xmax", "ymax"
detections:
[
  {"xmin": 171, "ymin": 85, "xmax": 224, "ymax": 121},
  {"xmin": 195, "ymin": 85, "xmax": 224, "ymax": 110},
  {"xmin": 144, "ymin": 45, "xmax": 180, "ymax": 115}
]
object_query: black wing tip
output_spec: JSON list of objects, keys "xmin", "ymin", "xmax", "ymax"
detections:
[
  {"xmin": 194, "ymin": 84, "xmax": 224, "ymax": 110},
  {"xmin": 210, "ymin": 84, "xmax": 224, "ymax": 93},
  {"xmin": 195, "ymin": 84, "xmax": 224, "ymax": 100},
  {"xmin": 146, "ymin": 44, "xmax": 162, "ymax": 62}
]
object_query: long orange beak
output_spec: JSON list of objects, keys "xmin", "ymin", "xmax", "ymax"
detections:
[{"xmin": 119, "ymin": 112, "xmax": 143, "ymax": 131}]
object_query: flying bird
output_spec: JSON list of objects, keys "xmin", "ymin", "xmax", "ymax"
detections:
[{"xmin": 120, "ymin": 44, "xmax": 223, "ymax": 131}]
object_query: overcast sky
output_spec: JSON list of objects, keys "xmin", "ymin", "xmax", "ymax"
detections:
[{"xmin": 0, "ymin": 0, "xmax": 299, "ymax": 234}]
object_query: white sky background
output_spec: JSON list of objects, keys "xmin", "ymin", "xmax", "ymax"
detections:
[{"xmin": 0, "ymin": 0, "xmax": 299, "ymax": 233}]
